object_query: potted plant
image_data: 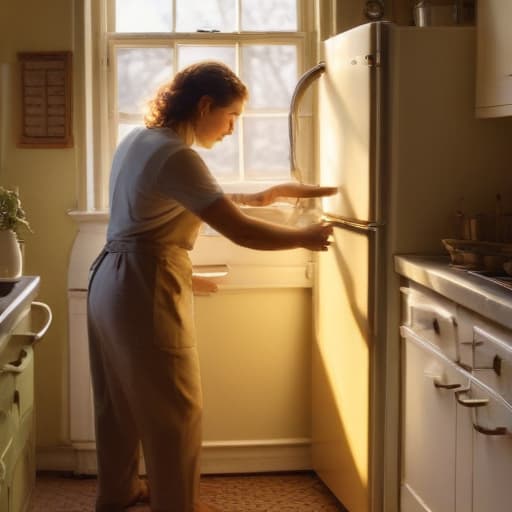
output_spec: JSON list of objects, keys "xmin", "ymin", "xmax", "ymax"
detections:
[{"xmin": 0, "ymin": 186, "xmax": 31, "ymax": 281}]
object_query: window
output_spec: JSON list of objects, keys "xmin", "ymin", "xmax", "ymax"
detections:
[{"xmin": 82, "ymin": 0, "xmax": 314, "ymax": 210}]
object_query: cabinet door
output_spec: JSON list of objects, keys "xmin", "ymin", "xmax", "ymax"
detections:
[
  {"xmin": 465, "ymin": 382, "xmax": 512, "ymax": 512},
  {"xmin": 476, "ymin": 0, "xmax": 512, "ymax": 117},
  {"xmin": 9, "ymin": 411, "xmax": 35, "ymax": 512},
  {"xmin": 401, "ymin": 330, "xmax": 467, "ymax": 512}
]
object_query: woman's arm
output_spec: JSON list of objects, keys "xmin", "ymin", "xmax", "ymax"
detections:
[
  {"xmin": 228, "ymin": 183, "xmax": 338, "ymax": 207},
  {"xmin": 198, "ymin": 195, "xmax": 332, "ymax": 251},
  {"xmin": 192, "ymin": 275, "xmax": 218, "ymax": 295}
]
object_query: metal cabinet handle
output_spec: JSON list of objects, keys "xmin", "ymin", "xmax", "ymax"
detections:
[
  {"xmin": 492, "ymin": 355, "xmax": 502, "ymax": 376},
  {"xmin": 12, "ymin": 301, "xmax": 52, "ymax": 344},
  {"xmin": 433, "ymin": 377, "xmax": 461, "ymax": 390},
  {"xmin": 473, "ymin": 423, "xmax": 510, "ymax": 436},
  {"xmin": 1, "ymin": 348, "xmax": 32, "ymax": 374},
  {"xmin": 455, "ymin": 388, "xmax": 489, "ymax": 408},
  {"xmin": 30, "ymin": 301, "xmax": 52, "ymax": 341},
  {"xmin": 0, "ymin": 459, "xmax": 5, "ymax": 482}
]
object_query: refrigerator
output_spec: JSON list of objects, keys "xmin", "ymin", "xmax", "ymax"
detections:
[{"xmin": 290, "ymin": 21, "xmax": 512, "ymax": 512}]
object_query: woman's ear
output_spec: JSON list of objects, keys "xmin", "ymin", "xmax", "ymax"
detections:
[{"xmin": 197, "ymin": 95, "xmax": 214, "ymax": 117}]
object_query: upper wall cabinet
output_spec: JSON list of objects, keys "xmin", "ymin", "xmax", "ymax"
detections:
[{"xmin": 476, "ymin": 0, "xmax": 512, "ymax": 118}]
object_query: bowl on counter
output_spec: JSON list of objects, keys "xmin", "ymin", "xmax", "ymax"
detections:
[{"xmin": 442, "ymin": 239, "xmax": 512, "ymax": 272}]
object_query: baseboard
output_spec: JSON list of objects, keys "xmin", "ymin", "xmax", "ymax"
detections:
[
  {"xmin": 36, "ymin": 438, "xmax": 312, "ymax": 475},
  {"xmin": 200, "ymin": 438, "xmax": 312, "ymax": 474},
  {"xmin": 36, "ymin": 445, "xmax": 79, "ymax": 473}
]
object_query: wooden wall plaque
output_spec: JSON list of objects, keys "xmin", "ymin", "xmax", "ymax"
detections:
[{"xmin": 18, "ymin": 51, "xmax": 73, "ymax": 148}]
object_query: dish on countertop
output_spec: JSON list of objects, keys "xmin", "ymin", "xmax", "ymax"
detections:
[{"xmin": 442, "ymin": 239, "xmax": 512, "ymax": 273}]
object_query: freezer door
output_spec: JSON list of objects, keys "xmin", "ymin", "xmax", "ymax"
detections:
[{"xmin": 318, "ymin": 22, "xmax": 386, "ymax": 224}]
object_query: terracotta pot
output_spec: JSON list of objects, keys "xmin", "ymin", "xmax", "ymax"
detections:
[{"xmin": 0, "ymin": 229, "xmax": 22, "ymax": 281}]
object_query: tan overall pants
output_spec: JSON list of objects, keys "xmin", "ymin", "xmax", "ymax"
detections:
[{"xmin": 87, "ymin": 212, "xmax": 203, "ymax": 512}]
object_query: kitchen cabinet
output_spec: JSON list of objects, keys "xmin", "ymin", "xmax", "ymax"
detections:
[
  {"xmin": 396, "ymin": 255, "xmax": 512, "ymax": 512},
  {"xmin": 401, "ymin": 329, "xmax": 467, "ymax": 512},
  {"xmin": 0, "ymin": 277, "xmax": 51, "ymax": 512},
  {"xmin": 475, "ymin": 0, "xmax": 512, "ymax": 117},
  {"xmin": 467, "ymin": 380, "xmax": 512, "ymax": 512}
]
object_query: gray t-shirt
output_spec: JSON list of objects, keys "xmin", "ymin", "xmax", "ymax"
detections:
[{"xmin": 107, "ymin": 127, "xmax": 223, "ymax": 243}]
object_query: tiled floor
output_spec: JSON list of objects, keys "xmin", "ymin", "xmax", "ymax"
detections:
[{"xmin": 29, "ymin": 471, "xmax": 347, "ymax": 511}]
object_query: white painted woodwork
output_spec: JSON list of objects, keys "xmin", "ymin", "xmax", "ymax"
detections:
[
  {"xmin": 470, "ymin": 372, "xmax": 512, "ymax": 512},
  {"xmin": 401, "ymin": 332, "xmax": 467, "ymax": 512},
  {"xmin": 476, "ymin": 0, "xmax": 512, "ymax": 117}
]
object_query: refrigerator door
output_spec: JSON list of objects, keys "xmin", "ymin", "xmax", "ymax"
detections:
[
  {"xmin": 318, "ymin": 22, "xmax": 386, "ymax": 224},
  {"xmin": 312, "ymin": 21, "xmax": 388, "ymax": 512},
  {"xmin": 313, "ymin": 223, "xmax": 381, "ymax": 512}
]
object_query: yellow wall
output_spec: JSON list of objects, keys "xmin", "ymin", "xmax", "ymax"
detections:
[{"xmin": 0, "ymin": 0, "xmax": 78, "ymax": 447}]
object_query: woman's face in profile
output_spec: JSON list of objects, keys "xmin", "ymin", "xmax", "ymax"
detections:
[{"xmin": 194, "ymin": 97, "xmax": 245, "ymax": 149}]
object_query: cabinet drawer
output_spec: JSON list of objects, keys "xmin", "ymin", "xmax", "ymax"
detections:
[
  {"xmin": 472, "ymin": 325, "xmax": 512, "ymax": 407},
  {"xmin": 0, "ymin": 372, "xmax": 17, "ymax": 456},
  {"xmin": 401, "ymin": 286, "xmax": 459, "ymax": 360},
  {"xmin": 2, "ymin": 342, "xmax": 34, "ymax": 420},
  {"xmin": 401, "ymin": 328, "xmax": 470, "ymax": 512},
  {"xmin": 456, "ymin": 381, "xmax": 512, "ymax": 512},
  {"xmin": 9, "ymin": 410, "xmax": 35, "ymax": 512},
  {"xmin": 0, "ymin": 436, "xmax": 14, "ymax": 509},
  {"xmin": 12, "ymin": 348, "xmax": 33, "ymax": 421}
]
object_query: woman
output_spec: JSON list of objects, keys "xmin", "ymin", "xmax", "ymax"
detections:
[{"xmin": 87, "ymin": 61, "xmax": 335, "ymax": 512}]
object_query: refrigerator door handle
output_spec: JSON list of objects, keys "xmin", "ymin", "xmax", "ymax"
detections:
[
  {"xmin": 322, "ymin": 214, "xmax": 384, "ymax": 233},
  {"xmin": 289, "ymin": 62, "xmax": 326, "ymax": 182}
]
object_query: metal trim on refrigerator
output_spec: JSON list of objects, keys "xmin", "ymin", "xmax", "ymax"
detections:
[
  {"xmin": 289, "ymin": 62, "xmax": 326, "ymax": 182},
  {"xmin": 322, "ymin": 214, "xmax": 385, "ymax": 232}
]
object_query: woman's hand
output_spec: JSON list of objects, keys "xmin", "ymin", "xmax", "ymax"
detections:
[
  {"xmin": 230, "ymin": 183, "xmax": 338, "ymax": 207},
  {"xmin": 300, "ymin": 222, "xmax": 334, "ymax": 251},
  {"xmin": 192, "ymin": 275, "xmax": 218, "ymax": 296}
]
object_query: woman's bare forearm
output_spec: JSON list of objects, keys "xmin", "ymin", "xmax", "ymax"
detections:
[
  {"xmin": 227, "ymin": 183, "xmax": 338, "ymax": 207},
  {"xmin": 199, "ymin": 196, "xmax": 332, "ymax": 251}
]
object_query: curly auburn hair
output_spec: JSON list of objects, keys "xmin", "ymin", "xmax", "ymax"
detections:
[{"xmin": 144, "ymin": 61, "xmax": 248, "ymax": 129}]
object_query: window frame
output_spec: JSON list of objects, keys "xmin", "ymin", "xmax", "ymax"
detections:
[{"xmin": 81, "ymin": 0, "xmax": 316, "ymax": 211}]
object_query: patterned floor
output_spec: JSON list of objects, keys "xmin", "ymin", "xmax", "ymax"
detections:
[{"xmin": 29, "ymin": 471, "xmax": 348, "ymax": 511}]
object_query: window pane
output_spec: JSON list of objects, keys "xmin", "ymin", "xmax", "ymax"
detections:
[
  {"xmin": 118, "ymin": 123, "xmax": 142, "ymax": 144},
  {"xmin": 243, "ymin": 117, "xmax": 290, "ymax": 180},
  {"xmin": 177, "ymin": 45, "xmax": 236, "ymax": 71},
  {"xmin": 116, "ymin": 0, "xmax": 172, "ymax": 32},
  {"xmin": 194, "ymin": 127, "xmax": 239, "ymax": 181},
  {"xmin": 176, "ymin": 0, "xmax": 236, "ymax": 32},
  {"xmin": 242, "ymin": 45, "xmax": 297, "ymax": 110},
  {"xmin": 241, "ymin": 0, "xmax": 297, "ymax": 31},
  {"xmin": 117, "ymin": 48, "xmax": 173, "ymax": 115}
]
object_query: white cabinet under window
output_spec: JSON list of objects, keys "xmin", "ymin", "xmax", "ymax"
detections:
[{"xmin": 475, "ymin": 0, "xmax": 512, "ymax": 117}]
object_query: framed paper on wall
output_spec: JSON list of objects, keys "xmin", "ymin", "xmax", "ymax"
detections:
[{"xmin": 17, "ymin": 51, "xmax": 73, "ymax": 148}]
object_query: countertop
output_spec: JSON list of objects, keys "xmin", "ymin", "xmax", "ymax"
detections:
[
  {"xmin": 0, "ymin": 276, "xmax": 40, "ymax": 348},
  {"xmin": 394, "ymin": 255, "xmax": 512, "ymax": 331}
]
